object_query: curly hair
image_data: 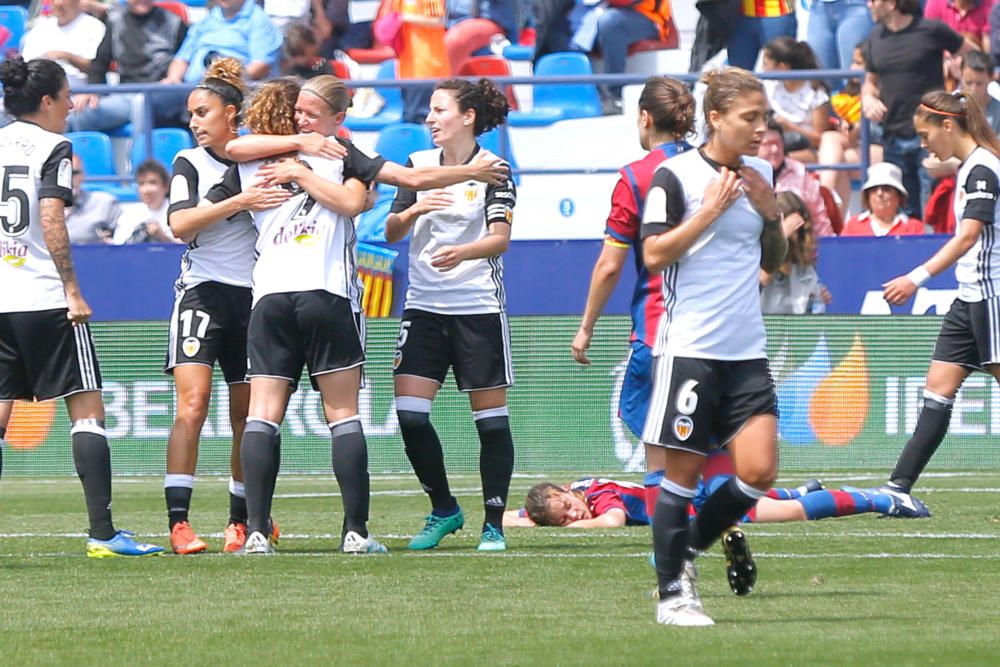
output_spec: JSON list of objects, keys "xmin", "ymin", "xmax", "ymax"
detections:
[
  {"xmin": 435, "ymin": 78, "xmax": 509, "ymax": 136},
  {"xmin": 198, "ymin": 57, "xmax": 246, "ymax": 111},
  {"xmin": 243, "ymin": 78, "xmax": 301, "ymax": 136}
]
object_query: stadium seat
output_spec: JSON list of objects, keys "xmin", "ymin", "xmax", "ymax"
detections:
[
  {"xmin": 155, "ymin": 1, "xmax": 189, "ymax": 23},
  {"xmin": 330, "ymin": 59, "xmax": 351, "ymax": 80},
  {"xmin": 130, "ymin": 128, "xmax": 194, "ymax": 171},
  {"xmin": 457, "ymin": 56, "xmax": 519, "ymax": 111},
  {"xmin": 478, "ymin": 125, "xmax": 520, "ymax": 185},
  {"xmin": 182, "ymin": 0, "xmax": 207, "ymax": 6},
  {"xmin": 502, "ymin": 27, "xmax": 535, "ymax": 61},
  {"xmin": 507, "ymin": 52, "xmax": 601, "ymax": 127},
  {"xmin": 346, "ymin": 42, "xmax": 396, "ymax": 65},
  {"xmin": 67, "ymin": 131, "xmax": 137, "ymax": 201},
  {"xmin": 0, "ymin": 6, "xmax": 27, "ymax": 51},
  {"xmin": 374, "ymin": 122, "xmax": 433, "ymax": 168},
  {"xmin": 344, "ymin": 60, "xmax": 403, "ymax": 132}
]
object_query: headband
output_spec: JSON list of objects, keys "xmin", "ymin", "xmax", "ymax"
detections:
[
  {"xmin": 196, "ymin": 79, "xmax": 243, "ymax": 107},
  {"xmin": 919, "ymin": 103, "xmax": 963, "ymax": 118}
]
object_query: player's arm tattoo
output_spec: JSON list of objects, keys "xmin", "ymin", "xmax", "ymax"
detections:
[
  {"xmin": 759, "ymin": 216, "xmax": 788, "ymax": 274},
  {"xmin": 40, "ymin": 197, "xmax": 79, "ymax": 290}
]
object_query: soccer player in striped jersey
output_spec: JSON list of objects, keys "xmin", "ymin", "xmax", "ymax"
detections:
[
  {"xmin": 384, "ymin": 79, "xmax": 517, "ymax": 553},
  {"xmin": 0, "ymin": 57, "xmax": 162, "ymax": 557},
  {"xmin": 164, "ymin": 59, "xmax": 291, "ymax": 555},
  {"xmin": 881, "ymin": 89, "xmax": 1000, "ymax": 512},
  {"xmin": 641, "ymin": 67, "xmax": 786, "ymax": 626},
  {"xmin": 571, "ymin": 76, "xmax": 694, "ymax": 522},
  {"xmin": 205, "ymin": 78, "xmax": 387, "ymax": 556}
]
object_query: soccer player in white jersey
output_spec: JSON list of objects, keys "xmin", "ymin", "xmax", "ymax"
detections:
[
  {"xmin": 164, "ymin": 59, "xmax": 290, "ymax": 555},
  {"xmin": 0, "ymin": 57, "xmax": 163, "ymax": 558},
  {"xmin": 205, "ymin": 79, "xmax": 387, "ymax": 556},
  {"xmin": 640, "ymin": 67, "xmax": 787, "ymax": 626},
  {"xmin": 880, "ymin": 90, "xmax": 1000, "ymax": 511},
  {"xmin": 384, "ymin": 79, "xmax": 517, "ymax": 553}
]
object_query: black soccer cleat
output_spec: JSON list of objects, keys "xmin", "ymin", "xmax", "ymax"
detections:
[{"xmin": 721, "ymin": 527, "xmax": 756, "ymax": 596}]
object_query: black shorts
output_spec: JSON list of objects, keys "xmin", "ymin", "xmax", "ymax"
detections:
[
  {"xmin": 641, "ymin": 355, "xmax": 777, "ymax": 455},
  {"xmin": 393, "ymin": 309, "xmax": 514, "ymax": 392},
  {"xmin": 247, "ymin": 290, "xmax": 364, "ymax": 390},
  {"xmin": 0, "ymin": 309, "xmax": 102, "ymax": 401},
  {"xmin": 165, "ymin": 281, "xmax": 252, "ymax": 384},
  {"xmin": 932, "ymin": 297, "xmax": 1000, "ymax": 371}
]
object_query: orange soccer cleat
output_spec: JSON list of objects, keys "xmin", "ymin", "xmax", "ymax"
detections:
[
  {"xmin": 170, "ymin": 521, "xmax": 208, "ymax": 555},
  {"xmin": 223, "ymin": 521, "xmax": 247, "ymax": 553}
]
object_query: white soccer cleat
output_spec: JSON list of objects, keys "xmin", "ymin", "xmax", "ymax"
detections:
[
  {"xmin": 341, "ymin": 530, "xmax": 389, "ymax": 555},
  {"xmin": 242, "ymin": 530, "xmax": 275, "ymax": 556},
  {"xmin": 680, "ymin": 560, "xmax": 706, "ymax": 612},
  {"xmin": 656, "ymin": 594, "xmax": 715, "ymax": 627}
]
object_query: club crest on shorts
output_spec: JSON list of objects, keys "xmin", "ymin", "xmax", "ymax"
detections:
[
  {"xmin": 393, "ymin": 349, "xmax": 402, "ymax": 369},
  {"xmin": 182, "ymin": 336, "xmax": 201, "ymax": 357},
  {"xmin": 672, "ymin": 415, "xmax": 694, "ymax": 441}
]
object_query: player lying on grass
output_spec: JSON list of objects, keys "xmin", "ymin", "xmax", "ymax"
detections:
[{"xmin": 503, "ymin": 451, "xmax": 930, "ymax": 529}]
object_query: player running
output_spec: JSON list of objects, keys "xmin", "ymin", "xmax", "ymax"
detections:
[
  {"xmin": 881, "ymin": 89, "xmax": 1000, "ymax": 512},
  {"xmin": 0, "ymin": 57, "xmax": 162, "ymax": 557},
  {"xmin": 164, "ymin": 58, "xmax": 290, "ymax": 555},
  {"xmin": 384, "ymin": 78, "xmax": 516, "ymax": 553}
]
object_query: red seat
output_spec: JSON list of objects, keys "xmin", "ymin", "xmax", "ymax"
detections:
[
  {"xmin": 819, "ymin": 184, "xmax": 844, "ymax": 235},
  {"xmin": 457, "ymin": 56, "xmax": 519, "ymax": 111},
  {"xmin": 627, "ymin": 18, "xmax": 679, "ymax": 54},
  {"xmin": 329, "ymin": 59, "xmax": 351, "ymax": 80},
  {"xmin": 155, "ymin": 1, "xmax": 189, "ymax": 24},
  {"xmin": 346, "ymin": 42, "xmax": 396, "ymax": 65}
]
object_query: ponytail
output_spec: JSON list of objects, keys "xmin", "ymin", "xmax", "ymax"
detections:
[{"xmin": 915, "ymin": 90, "xmax": 1000, "ymax": 160}]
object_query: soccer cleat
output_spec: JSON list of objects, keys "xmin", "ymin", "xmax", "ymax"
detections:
[
  {"xmin": 721, "ymin": 527, "xmax": 756, "ymax": 596},
  {"xmin": 477, "ymin": 523, "xmax": 506, "ymax": 552},
  {"xmin": 242, "ymin": 530, "xmax": 275, "ymax": 555},
  {"xmin": 656, "ymin": 593, "xmax": 715, "ymax": 627},
  {"xmin": 408, "ymin": 510, "xmax": 465, "ymax": 550},
  {"xmin": 170, "ymin": 521, "xmax": 208, "ymax": 555},
  {"xmin": 878, "ymin": 487, "xmax": 932, "ymax": 518},
  {"xmin": 223, "ymin": 522, "xmax": 247, "ymax": 553},
  {"xmin": 802, "ymin": 479, "xmax": 825, "ymax": 493},
  {"xmin": 341, "ymin": 530, "xmax": 389, "ymax": 555},
  {"xmin": 267, "ymin": 517, "xmax": 281, "ymax": 545},
  {"xmin": 86, "ymin": 530, "xmax": 165, "ymax": 558}
]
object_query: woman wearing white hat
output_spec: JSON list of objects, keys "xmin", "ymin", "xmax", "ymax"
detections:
[{"xmin": 841, "ymin": 161, "xmax": 925, "ymax": 236}]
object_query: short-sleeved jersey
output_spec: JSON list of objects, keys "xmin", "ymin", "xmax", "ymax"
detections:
[
  {"xmin": 206, "ymin": 147, "xmax": 380, "ymax": 306},
  {"xmin": 168, "ymin": 147, "xmax": 258, "ymax": 289},
  {"xmin": 605, "ymin": 141, "xmax": 690, "ymax": 346},
  {"xmin": 640, "ymin": 149, "xmax": 772, "ymax": 360},
  {"xmin": 391, "ymin": 145, "xmax": 515, "ymax": 315},
  {"xmin": 953, "ymin": 146, "xmax": 1000, "ymax": 302},
  {"xmin": 0, "ymin": 121, "xmax": 75, "ymax": 313},
  {"xmin": 568, "ymin": 477, "xmax": 649, "ymax": 526}
]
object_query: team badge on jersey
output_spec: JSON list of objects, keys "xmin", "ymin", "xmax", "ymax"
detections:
[
  {"xmin": 393, "ymin": 349, "xmax": 403, "ymax": 369},
  {"xmin": 57, "ymin": 158, "xmax": 73, "ymax": 190},
  {"xmin": 464, "ymin": 185, "xmax": 477, "ymax": 202},
  {"xmin": 182, "ymin": 336, "xmax": 201, "ymax": 357},
  {"xmin": 672, "ymin": 415, "xmax": 694, "ymax": 441}
]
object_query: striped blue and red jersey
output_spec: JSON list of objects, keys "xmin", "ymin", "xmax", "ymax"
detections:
[
  {"xmin": 604, "ymin": 141, "xmax": 690, "ymax": 346},
  {"xmin": 569, "ymin": 477, "xmax": 650, "ymax": 525}
]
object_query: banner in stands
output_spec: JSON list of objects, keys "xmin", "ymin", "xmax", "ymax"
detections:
[{"xmin": 3, "ymin": 315, "xmax": 995, "ymax": 476}]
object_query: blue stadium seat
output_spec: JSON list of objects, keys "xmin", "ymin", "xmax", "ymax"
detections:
[
  {"xmin": 372, "ymin": 122, "xmax": 433, "ymax": 197},
  {"xmin": 182, "ymin": 0, "xmax": 207, "ymax": 6},
  {"xmin": 67, "ymin": 131, "xmax": 137, "ymax": 201},
  {"xmin": 0, "ymin": 6, "xmax": 27, "ymax": 51},
  {"xmin": 507, "ymin": 52, "xmax": 602, "ymax": 127},
  {"xmin": 478, "ymin": 125, "xmax": 520, "ymax": 185},
  {"xmin": 502, "ymin": 44, "xmax": 534, "ymax": 62},
  {"xmin": 344, "ymin": 60, "xmax": 404, "ymax": 132},
  {"xmin": 130, "ymin": 128, "xmax": 194, "ymax": 170}
]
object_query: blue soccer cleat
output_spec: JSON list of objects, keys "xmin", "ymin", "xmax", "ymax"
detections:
[
  {"xmin": 878, "ymin": 487, "xmax": 932, "ymax": 518},
  {"xmin": 86, "ymin": 530, "xmax": 165, "ymax": 558},
  {"xmin": 477, "ymin": 523, "xmax": 506, "ymax": 552}
]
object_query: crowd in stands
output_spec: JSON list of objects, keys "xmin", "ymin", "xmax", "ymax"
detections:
[{"xmin": 3, "ymin": 0, "xmax": 1000, "ymax": 276}]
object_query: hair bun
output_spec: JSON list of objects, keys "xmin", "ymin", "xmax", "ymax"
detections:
[{"xmin": 0, "ymin": 57, "xmax": 29, "ymax": 91}]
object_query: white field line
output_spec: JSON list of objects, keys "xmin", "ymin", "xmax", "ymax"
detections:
[{"xmin": 0, "ymin": 551, "xmax": 998, "ymax": 560}]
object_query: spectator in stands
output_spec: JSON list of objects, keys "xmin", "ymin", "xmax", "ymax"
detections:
[
  {"xmin": 530, "ymin": 0, "xmax": 574, "ymax": 63},
  {"xmin": 842, "ymin": 161, "xmax": 924, "ymax": 236},
  {"xmin": 818, "ymin": 44, "xmax": 883, "ymax": 218},
  {"xmin": 760, "ymin": 37, "xmax": 832, "ymax": 162},
  {"xmin": 806, "ymin": 1, "xmax": 874, "ymax": 76},
  {"xmin": 164, "ymin": 0, "xmax": 283, "ymax": 85},
  {"xmin": 70, "ymin": 0, "xmax": 188, "ymax": 133},
  {"xmin": 926, "ymin": 0, "xmax": 994, "ymax": 91},
  {"xmin": 283, "ymin": 21, "xmax": 337, "ymax": 79},
  {"xmin": 262, "ymin": 0, "xmax": 331, "ymax": 33},
  {"xmin": 862, "ymin": 0, "xmax": 971, "ymax": 219},
  {"xmin": 727, "ymin": 0, "xmax": 796, "ymax": 70},
  {"xmin": 20, "ymin": 0, "xmax": 107, "ymax": 89},
  {"xmin": 114, "ymin": 160, "xmax": 178, "ymax": 244},
  {"xmin": 320, "ymin": 0, "xmax": 377, "ymax": 54},
  {"xmin": 66, "ymin": 156, "xmax": 121, "ymax": 245},
  {"xmin": 393, "ymin": 0, "xmax": 451, "ymax": 123},
  {"xmin": 959, "ymin": 49, "xmax": 1000, "ymax": 134},
  {"xmin": 445, "ymin": 0, "xmax": 520, "ymax": 73},
  {"xmin": 760, "ymin": 191, "xmax": 831, "ymax": 314},
  {"xmin": 758, "ymin": 119, "xmax": 835, "ymax": 237}
]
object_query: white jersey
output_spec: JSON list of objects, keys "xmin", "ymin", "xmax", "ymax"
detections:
[
  {"xmin": 391, "ymin": 146, "xmax": 516, "ymax": 315},
  {"xmin": 206, "ymin": 151, "xmax": 379, "ymax": 307},
  {"xmin": 641, "ymin": 149, "xmax": 772, "ymax": 360},
  {"xmin": 0, "ymin": 121, "xmax": 75, "ymax": 313},
  {"xmin": 168, "ymin": 147, "xmax": 257, "ymax": 289},
  {"xmin": 952, "ymin": 146, "xmax": 1000, "ymax": 302}
]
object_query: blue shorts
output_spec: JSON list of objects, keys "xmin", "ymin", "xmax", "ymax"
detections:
[{"xmin": 619, "ymin": 340, "xmax": 653, "ymax": 439}]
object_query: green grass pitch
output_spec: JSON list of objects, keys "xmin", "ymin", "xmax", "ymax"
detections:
[{"xmin": 1, "ymin": 472, "xmax": 999, "ymax": 665}]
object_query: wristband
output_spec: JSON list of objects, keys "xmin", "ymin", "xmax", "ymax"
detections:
[{"xmin": 906, "ymin": 266, "xmax": 931, "ymax": 287}]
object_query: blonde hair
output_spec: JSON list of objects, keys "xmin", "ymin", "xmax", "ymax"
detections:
[
  {"xmin": 244, "ymin": 78, "xmax": 300, "ymax": 136},
  {"xmin": 301, "ymin": 75, "xmax": 351, "ymax": 115}
]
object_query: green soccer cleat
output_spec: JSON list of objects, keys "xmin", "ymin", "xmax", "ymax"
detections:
[
  {"xmin": 408, "ymin": 509, "xmax": 465, "ymax": 550},
  {"xmin": 477, "ymin": 523, "xmax": 506, "ymax": 552}
]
